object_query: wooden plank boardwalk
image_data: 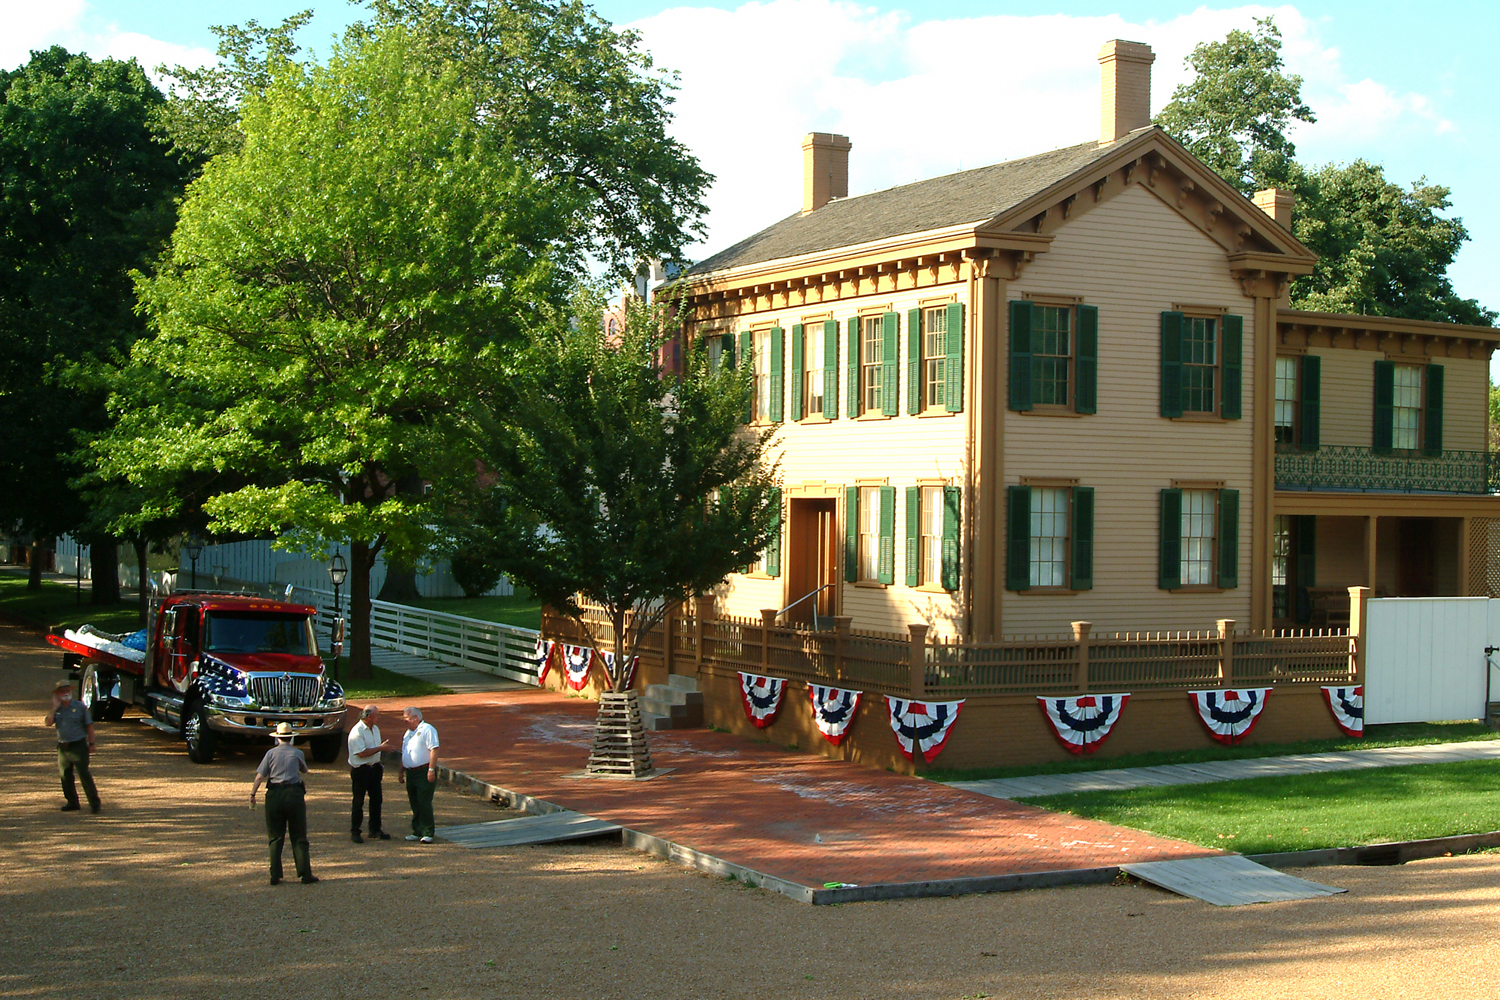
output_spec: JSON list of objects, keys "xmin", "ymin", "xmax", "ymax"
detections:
[
  {"xmin": 1121, "ymin": 855, "xmax": 1346, "ymax": 906},
  {"xmin": 437, "ymin": 811, "xmax": 622, "ymax": 848}
]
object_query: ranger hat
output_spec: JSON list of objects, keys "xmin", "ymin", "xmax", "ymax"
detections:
[
  {"xmin": 54, "ymin": 679, "xmax": 75, "ymax": 693},
  {"xmin": 272, "ymin": 722, "xmax": 296, "ymax": 740}
]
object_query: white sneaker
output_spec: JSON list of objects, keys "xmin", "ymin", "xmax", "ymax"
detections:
[
  {"xmin": 420, "ymin": 836, "xmax": 433, "ymax": 844},
  {"xmin": 405, "ymin": 835, "xmax": 419, "ymax": 841}
]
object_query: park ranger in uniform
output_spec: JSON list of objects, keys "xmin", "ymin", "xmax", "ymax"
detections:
[
  {"xmin": 45, "ymin": 678, "xmax": 100, "ymax": 813},
  {"xmin": 250, "ymin": 722, "xmax": 318, "ymax": 885}
]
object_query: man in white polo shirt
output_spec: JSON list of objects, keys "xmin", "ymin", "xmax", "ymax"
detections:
[
  {"xmin": 347, "ymin": 705, "xmax": 393, "ymax": 843},
  {"xmin": 397, "ymin": 707, "xmax": 440, "ymax": 844}
]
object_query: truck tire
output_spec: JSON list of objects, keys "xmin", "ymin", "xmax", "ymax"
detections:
[
  {"xmin": 310, "ymin": 732, "xmax": 344, "ymax": 764},
  {"xmin": 80, "ymin": 665, "xmax": 127, "ymax": 723},
  {"xmin": 183, "ymin": 700, "xmax": 217, "ymax": 764}
]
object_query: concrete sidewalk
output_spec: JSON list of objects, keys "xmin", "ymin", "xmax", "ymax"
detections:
[{"xmin": 949, "ymin": 739, "xmax": 1500, "ymax": 800}]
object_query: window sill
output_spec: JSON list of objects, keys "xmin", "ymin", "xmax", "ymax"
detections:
[
  {"xmin": 915, "ymin": 583, "xmax": 953, "ymax": 594},
  {"xmin": 1166, "ymin": 586, "xmax": 1230, "ymax": 594},
  {"xmin": 797, "ymin": 414, "xmax": 832, "ymax": 425},
  {"xmin": 916, "ymin": 408, "xmax": 958, "ymax": 418},
  {"xmin": 1013, "ymin": 587, "xmax": 1082, "ymax": 596},
  {"xmin": 852, "ymin": 579, "xmax": 888, "ymax": 589},
  {"xmin": 1018, "ymin": 407, "xmax": 1083, "ymax": 418},
  {"xmin": 1170, "ymin": 413, "xmax": 1231, "ymax": 423},
  {"xmin": 856, "ymin": 412, "xmax": 893, "ymax": 421},
  {"xmin": 742, "ymin": 571, "xmax": 775, "ymax": 581}
]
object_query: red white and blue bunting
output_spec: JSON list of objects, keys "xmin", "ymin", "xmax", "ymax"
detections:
[
  {"xmin": 884, "ymin": 697, "xmax": 965, "ymax": 763},
  {"xmin": 1322, "ymin": 685, "xmax": 1364, "ymax": 738},
  {"xmin": 533, "ymin": 639, "xmax": 556, "ymax": 685},
  {"xmin": 1038, "ymin": 693, "xmax": 1130, "ymax": 754},
  {"xmin": 1190, "ymin": 688, "xmax": 1271, "ymax": 745},
  {"xmin": 601, "ymin": 651, "xmax": 639, "ymax": 690},
  {"xmin": 561, "ymin": 644, "xmax": 593, "ymax": 691},
  {"xmin": 737, "ymin": 672, "xmax": 789, "ymax": 728},
  {"xmin": 808, "ymin": 686, "xmax": 862, "ymax": 745}
]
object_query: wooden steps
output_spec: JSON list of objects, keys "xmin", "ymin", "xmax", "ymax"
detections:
[{"xmin": 585, "ymin": 691, "xmax": 656, "ymax": 778}]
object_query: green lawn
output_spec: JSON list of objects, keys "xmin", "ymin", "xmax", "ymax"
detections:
[
  {"xmin": 0, "ymin": 571, "xmax": 143, "ymax": 634},
  {"xmin": 1025, "ymin": 759, "xmax": 1500, "ymax": 853},
  {"xmin": 406, "ymin": 591, "xmax": 542, "ymax": 631},
  {"xmin": 925, "ymin": 720, "xmax": 1499, "ymax": 783},
  {"xmin": 332, "ymin": 662, "xmax": 450, "ymax": 699}
]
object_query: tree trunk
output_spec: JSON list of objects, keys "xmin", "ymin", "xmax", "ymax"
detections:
[
  {"xmin": 134, "ymin": 537, "xmax": 149, "ymax": 624},
  {"xmin": 377, "ymin": 557, "xmax": 422, "ymax": 603},
  {"xmin": 27, "ymin": 539, "xmax": 43, "ymax": 590},
  {"xmin": 89, "ymin": 536, "xmax": 121, "ymax": 605},
  {"xmin": 348, "ymin": 538, "xmax": 374, "ymax": 680},
  {"xmin": 612, "ymin": 609, "xmax": 627, "ymax": 693}
]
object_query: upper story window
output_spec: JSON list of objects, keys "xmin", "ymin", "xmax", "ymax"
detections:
[
  {"xmin": 1008, "ymin": 300, "xmax": 1096, "ymax": 414},
  {"xmin": 1391, "ymin": 364, "xmax": 1422, "ymax": 451},
  {"xmin": 1032, "ymin": 307, "xmax": 1072, "ymax": 407},
  {"xmin": 1181, "ymin": 317, "xmax": 1217, "ymax": 414},
  {"xmin": 1373, "ymin": 360, "xmax": 1443, "ymax": 456},
  {"xmin": 803, "ymin": 323, "xmax": 824, "ymax": 417},
  {"xmin": 752, "ymin": 328, "xmax": 772, "ymax": 422},
  {"xmin": 1160, "ymin": 311, "xmax": 1241, "ymax": 420},
  {"xmin": 861, "ymin": 315, "xmax": 884, "ymax": 413},
  {"xmin": 707, "ymin": 335, "xmax": 725, "ymax": 371},
  {"xmin": 921, "ymin": 307, "xmax": 947, "ymax": 410},
  {"xmin": 1275, "ymin": 356, "xmax": 1298, "ymax": 444}
]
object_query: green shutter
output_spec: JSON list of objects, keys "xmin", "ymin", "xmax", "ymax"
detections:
[
  {"xmin": 1221, "ymin": 313, "xmax": 1242, "ymax": 420},
  {"xmin": 846, "ymin": 317, "xmax": 860, "ymax": 418},
  {"xmin": 823, "ymin": 319, "xmax": 839, "ymax": 420},
  {"xmin": 882, "ymin": 311, "xmax": 899, "ymax": 417},
  {"xmin": 907, "ymin": 309, "xmax": 922, "ymax": 415},
  {"xmin": 942, "ymin": 487, "xmax": 961, "ymax": 592},
  {"xmin": 1006, "ymin": 485, "xmax": 1031, "ymax": 592},
  {"xmin": 944, "ymin": 302, "xmax": 965, "ymax": 412},
  {"xmin": 1160, "ymin": 312, "xmax": 1183, "ymax": 418},
  {"xmin": 790, "ymin": 324, "xmax": 804, "ymax": 421},
  {"xmin": 720, "ymin": 333, "xmax": 735, "ymax": 369},
  {"xmin": 844, "ymin": 486, "xmax": 859, "ymax": 583},
  {"xmin": 769, "ymin": 327, "xmax": 783, "ymax": 423},
  {"xmin": 1071, "ymin": 486, "xmax": 1094, "ymax": 590},
  {"xmin": 1425, "ymin": 363, "xmax": 1444, "ymax": 455},
  {"xmin": 740, "ymin": 330, "xmax": 754, "ymax": 422},
  {"xmin": 1372, "ymin": 360, "xmax": 1395, "ymax": 454},
  {"xmin": 905, "ymin": 486, "xmax": 920, "ymax": 587},
  {"xmin": 765, "ymin": 489, "xmax": 781, "ymax": 577},
  {"xmin": 1217, "ymin": 488, "xmax": 1239, "ymax": 589},
  {"xmin": 878, "ymin": 485, "xmax": 896, "ymax": 585},
  {"xmin": 1159, "ymin": 488, "xmax": 1182, "ymax": 590},
  {"xmin": 1008, "ymin": 300, "xmax": 1033, "ymax": 412},
  {"xmin": 1300, "ymin": 354, "xmax": 1321, "ymax": 451},
  {"xmin": 1295, "ymin": 514, "xmax": 1316, "ymax": 624},
  {"xmin": 1075, "ymin": 305, "xmax": 1098, "ymax": 414}
]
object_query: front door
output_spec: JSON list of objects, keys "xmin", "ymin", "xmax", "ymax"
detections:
[
  {"xmin": 1397, "ymin": 518, "xmax": 1436, "ymax": 596},
  {"xmin": 787, "ymin": 498, "xmax": 838, "ymax": 627}
]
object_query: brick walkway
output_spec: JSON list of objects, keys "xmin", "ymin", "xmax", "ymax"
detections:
[{"xmin": 369, "ymin": 688, "xmax": 1216, "ymax": 894}]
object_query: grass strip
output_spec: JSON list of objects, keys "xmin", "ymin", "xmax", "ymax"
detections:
[
  {"xmin": 0, "ymin": 571, "xmax": 142, "ymax": 634},
  {"xmin": 405, "ymin": 593, "xmax": 542, "ymax": 632},
  {"xmin": 1024, "ymin": 759, "xmax": 1500, "ymax": 853},
  {"xmin": 925, "ymin": 720, "xmax": 1499, "ymax": 783},
  {"xmin": 335, "ymin": 664, "xmax": 450, "ymax": 699}
]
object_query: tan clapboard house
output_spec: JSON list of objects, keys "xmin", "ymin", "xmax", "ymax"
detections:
[{"xmin": 678, "ymin": 39, "xmax": 1500, "ymax": 640}]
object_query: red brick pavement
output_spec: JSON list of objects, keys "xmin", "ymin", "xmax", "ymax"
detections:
[{"xmin": 371, "ymin": 689, "xmax": 1218, "ymax": 889}]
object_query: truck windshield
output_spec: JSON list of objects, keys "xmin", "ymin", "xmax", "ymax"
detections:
[{"xmin": 202, "ymin": 612, "xmax": 317, "ymax": 656}]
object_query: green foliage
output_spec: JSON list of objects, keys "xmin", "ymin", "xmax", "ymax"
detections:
[
  {"xmin": 480, "ymin": 290, "xmax": 779, "ymax": 687},
  {"xmin": 1155, "ymin": 17, "xmax": 1314, "ymax": 194},
  {"xmin": 0, "ymin": 571, "xmax": 141, "ymax": 634},
  {"xmin": 406, "ymin": 592, "xmax": 542, "ymax": 631},
  {"xmin": 1490, "ymin": 382, "xmax": 1500, "ymax": 451},
  {"xmin": 450, "ymin": 552, "xmax": 506, "ymax": 599},
  {"xmin": 1290, "ymin": 160, "xmax": 1496, "ymax": 325}
]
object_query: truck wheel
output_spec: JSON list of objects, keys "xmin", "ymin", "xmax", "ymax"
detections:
[
  {"xmin": 80, "ymin": 666, "xmax": 126, "ymax": 722},
  {"xmin": 183, "ymin": 701, "xmax": 217, "ymax": 764},
  {"xmin": 310, "ymin": 732, "xmax": 344, "ymax": 764}
]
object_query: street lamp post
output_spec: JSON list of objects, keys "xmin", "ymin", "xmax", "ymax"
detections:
[
  {"xmin": 184, "ymin": 535, "xmax": 204, "ymax": 590},
  {"xmin": 328, "ymin": 552, "xmax": 347, "ymax": 680}
]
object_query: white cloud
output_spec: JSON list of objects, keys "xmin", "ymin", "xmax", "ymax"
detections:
[
  {"xmin": 0, "ymin": 1, "xmax": 215, "ymax": 86},
  {"xmin": 630, "ymin": 1, "xmax": 1455, "ymax": 260}
]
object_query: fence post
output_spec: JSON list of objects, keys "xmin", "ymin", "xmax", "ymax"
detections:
[
  {"xmin": 760, "ymin": 609, "xmax": 777, "ymax": 672},
  {"xmin": 908, "ymin": 623, "xmax": 928, "ymax": 698},
  {"xmin": 694, "ymin": 595, "xmax": 715, "ymax": 677},
  {"xmin": 1072, "ymin": 621, "xmax": 1092, "ymax": 693},
  {"xmin": 1217, "ymin": 619, "xmax": 1236, "ymax": 685},
  {"xmin": 1347, "ymin": 586, "xmax": 1371, "ymax": 683},
  {"xmin": 661, "ymin": 602, "xmax": 675, "ymax": 676},
  {"xmin": 834, "ymin": 616, "xmax": 852, "ymax": 682}
]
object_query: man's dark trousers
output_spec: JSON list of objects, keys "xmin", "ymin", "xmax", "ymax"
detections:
[
  {"xmin": 405, "ymin": 766, "xmax": 436, "ymax": 839},
  {"xmin": 265, "ymin": 783, "xmax": 312, "ymax": 881},
  {"xmin": 57, "ymin": 739, "xmax": 99, "ymax": 809},
  {"xmin": 350, "ymin": 762, "xmax": 383, "ymax": 835}
]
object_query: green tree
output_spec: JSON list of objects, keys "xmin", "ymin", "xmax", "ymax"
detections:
[
  {"xmin": 480, "ymin": 291, "xmax": 779, "ymax": 696},
  {"xmin": 116, "ymin": 28, "xmax": 571, "ymax": 677},
  {"xmin": 0, "ymin": 48, "xmax": 190, "ymax": 592},
  {"xmin": 1155, "ymin": 16, "xmax": 1314, "ymax": 194}
]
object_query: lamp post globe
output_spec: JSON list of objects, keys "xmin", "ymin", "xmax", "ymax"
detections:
[
  {"xmin": 184, "ymin": 535, "xmax": 204, "ymax": 590},
  {"xmin": 327, "ymin": 552, "xmax": 348, "ymax": 677}
]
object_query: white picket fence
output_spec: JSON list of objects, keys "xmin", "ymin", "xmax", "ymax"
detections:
[
  {"xmin": 288, "ymin": 586, "xmax": 541, "ymax": 686},
  {"xmin": 180, "ymin": 539, "xmax": 514, "ymax": 599},
  {"xmin": 55, "ymin": 535, "xmax": 143, "ymax": 589},
  {"xmin": 1364, "ymin": 597, "xmax": 1495, "ymax": 725}
]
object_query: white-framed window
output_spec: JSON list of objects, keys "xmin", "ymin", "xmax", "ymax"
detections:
[
  {"xmin": 1181, "ymin": 316, "xmax": 1218, "ymax": 413},
  {"xmin": 752, "ymin": 328, "xmax": 771, "ymax": 422},
  {"xmin": 1392, "ymin": 364, "xmax": 1422, "ymax": 451},
  {"xmin": 1032, "ymin": 305, "xmax": 1072, "ymax": 407},
  {"xmin": 803, "ymin": 323, "xmax": 824, "ymax": 416},
  {"xmin": 921, "ymin": 307, "xmax": 947, "ymax": 410},
  {"xmin": 858, "ymin": 485, "xmax": 881, "ymax": 581},
  {"xmin": 1274, "ymin": 356, "xmax": 1298, "ymax": 445},
  {"xmin": 861, "ymin": 315, "xmax": 883, "ymax": 413},
  {"xmin": 920, "ymin": 485, "xmax": 943, "ymax": 585},
  {"xmin": 1180, "ymin": 489, "xmax": 1217, "ymax": 586},
  {"xmin": 1028, "ymin": 486, "xmax": 1070, "ymax": 588},
  {"xmin": 1272, "ymin": 514, "xmax": 1291, "ymax": 620}
]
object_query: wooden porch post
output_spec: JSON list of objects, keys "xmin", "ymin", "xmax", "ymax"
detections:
[
  {"xmin": 1348, "ymin": 586, "xmax": 1371, "ymax": 683},
  {"xmin": 1217, "ymin": 619, "xmax": 1236, "ymax": 685},
  {"xmin": 693, "ymin": 595, "xmax": 715, "ymax": 676},
  {"xmin": 1072, "ymin": 621, "xmax": 1091, "ymax": 693},
  {"xmin": 760, "ymin": 609, "xmax": 777, "ymax": 672},
  {"xmin": 1364, "ymin": 516, "xmax": 1378, "ymax": 592},
  {"xmin": 908, "ymin": 623, "xmax": 928, "ymax": 698}
]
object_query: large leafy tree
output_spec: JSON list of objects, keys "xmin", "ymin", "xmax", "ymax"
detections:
[
  {"xmin": 481, "ymin": 292, "xmax": 779, "ymax": 691},
  {"xmin": 0, "ymin": 48, "xmax": 191, "ymax": 593},
  {"xmin": 116, "ymin": 27, "xmax": 572, "ymax": 677}
]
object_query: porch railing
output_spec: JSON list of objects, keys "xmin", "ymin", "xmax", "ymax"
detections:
[{"xmin": 1275, "ymin": 444, "xmax": 1498, "ymax": 495}]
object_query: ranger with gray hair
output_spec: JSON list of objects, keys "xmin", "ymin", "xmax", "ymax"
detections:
[
  {"xmin": 398, "ymin": 707, "xmax": 440, "ymax": 843},
  {"xmin": 347, "ymin": 704, "xmax": 393, "ymax": 842}
]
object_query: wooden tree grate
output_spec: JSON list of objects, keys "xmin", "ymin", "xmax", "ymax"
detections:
[{"xmin": 585, "ymin": 691, "xmax": 655, "ymax": 778}]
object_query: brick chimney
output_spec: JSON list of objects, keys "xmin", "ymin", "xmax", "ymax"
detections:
[
  {"xmin": 802, "ymin": 133, "xmax": 851, "ymax": 214},
  {"xmin": 1253, "ymin": 188, "xmax": 1295, "ymax": 230},
  {"xmin": 1098, "ymin": 40, "xmax": 1155, "ymax": 144}
]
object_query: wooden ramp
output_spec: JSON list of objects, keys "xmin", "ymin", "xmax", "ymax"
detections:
[
  {"xmin": 437, "ymin": 811, "xmax": 621, "ymax": 849},
  {"xmin": 1121, "ymin": 855, "xmax": 1346, "ymax": 906}
]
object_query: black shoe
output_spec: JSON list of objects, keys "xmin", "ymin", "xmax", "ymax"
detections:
[
  {"xmin": 374, "ymin": 830, "xmax": 391, "ymax": 840},
  {"xmin": 89, "ymin": 801, "xmax": 100, "ymax": 814},
  {"xmin": 300, "ymin": 875, "xmax": 319, "ymax": 884},
  {"xmin": 60, "ymin": 802, "xmax": 80, "ymax": 812},
  {"xmin": 270, "ymin": 876, "xmax": 281, "ymax": 886},
  {"xmin": 351, "ymin": 831, "xmax": 363, "ymax": 843}
]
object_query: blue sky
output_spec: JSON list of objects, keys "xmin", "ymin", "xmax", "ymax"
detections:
[{"xmin": 5, "ymin": 0, "xmax": 1495, "ymax": 326}]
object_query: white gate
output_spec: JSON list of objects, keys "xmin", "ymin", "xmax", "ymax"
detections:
[{"xmin": 1364, "ymin": 597, "xmax": 1492, "ymax": 724}]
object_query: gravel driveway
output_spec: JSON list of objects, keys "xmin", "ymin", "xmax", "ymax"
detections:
[{"xmin": 3, "ymin": 618, "xmax": 1500, "ymax": 1000}]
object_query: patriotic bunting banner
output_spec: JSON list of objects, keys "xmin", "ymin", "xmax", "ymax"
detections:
[
  {"xmin": 737, "ymin": 672, "xmax": 789, "ymax": 728},
  {"xmin": 1322, "ymin": 685, "xmax": 1364, "ymax": 738},
  {"xmin": 533, "ymin": 639, "xmax": 555, "ymax": 685},
  {"xmin": 809, "ymin": 686, "xmax": 863, "ymax": 745},
  {"xmin": 884, "ymin": 697, "xmax": 965, "ymax": 763},
  {"xmin": 561, "ymin": 644, "xmax": 593, "ymax": 691},
  {"xmin": 1190, "ymin": 688, "xmax": 1271, "ymax": 745},
  {"xmin": 1038, "ymin": 693, "xmax": 1130, "ymax": 754},
  {"xmin": 601, "ymin": 651, "xmax": 639, "ymax": 690}
]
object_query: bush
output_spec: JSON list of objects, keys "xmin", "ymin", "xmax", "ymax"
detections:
[{"xmin": 450, "ymin": 552, "xmax": 504, "ymax": 598}]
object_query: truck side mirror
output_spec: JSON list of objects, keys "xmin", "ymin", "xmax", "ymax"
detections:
[{"xmin": 331, "ymin": 617, "xmax": 346, "ymax": 659}]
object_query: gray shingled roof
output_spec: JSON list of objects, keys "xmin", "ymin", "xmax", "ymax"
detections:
[{"xmin": 688, "ymin": 135, "xmax": 1132, "ymax": 276}]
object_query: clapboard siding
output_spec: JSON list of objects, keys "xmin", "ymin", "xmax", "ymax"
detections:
[
  {"xmin": 1002, "ymin": 182, "xmax": 1254, "ymax": 634},
  {"xmin": 1311, "ymin": 348, "xmax": 1488, "ymax": 451}
]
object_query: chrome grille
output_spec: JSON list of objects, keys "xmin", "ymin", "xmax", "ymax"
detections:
[{"xmin": 247, "ymin": 673, "xmax": 324, "ymax": 709}]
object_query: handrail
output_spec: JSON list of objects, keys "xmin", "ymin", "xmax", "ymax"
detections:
[{"xmin": 777, "ymin": 583, "xmax": 834, "ymax": 618}]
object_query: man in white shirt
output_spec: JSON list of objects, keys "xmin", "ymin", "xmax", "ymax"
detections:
[
  {"xmin": 347, "ymin": 705, "xmax": 392, "ymax": 843},
  {"xmin": 398, "ymin": 707, "xmax": 440, "ymax": 844}
]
